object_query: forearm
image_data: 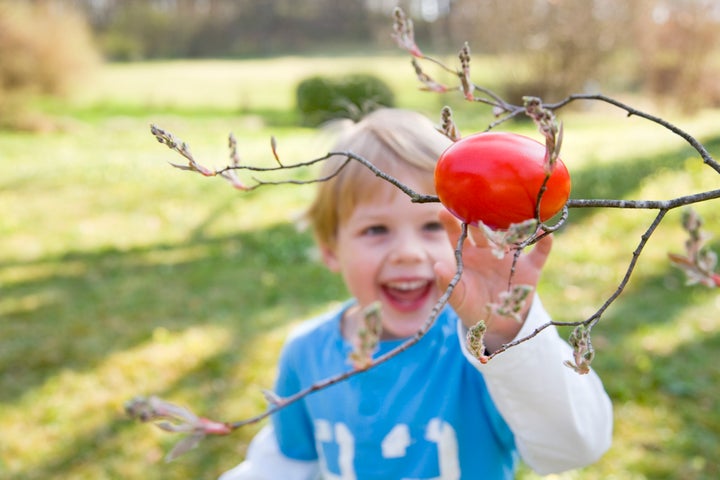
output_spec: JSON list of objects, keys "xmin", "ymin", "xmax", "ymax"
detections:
[{"xmin": 459, "ymin": 296, "xmax": 613, "ymax": 474}]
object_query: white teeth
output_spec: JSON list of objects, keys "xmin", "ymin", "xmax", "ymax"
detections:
[{"xmin": 386, "ymin": 280, "xmax": 427, "ymax": 291}]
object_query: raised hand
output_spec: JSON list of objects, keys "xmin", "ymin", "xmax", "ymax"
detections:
[{"xmin": 434, "ymin": 209, "xmax": 553, "ymax": 352}]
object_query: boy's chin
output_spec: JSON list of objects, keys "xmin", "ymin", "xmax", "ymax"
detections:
[{"xmin": 379, "ymin": 309, "xmax": 433, "ymax": 340}]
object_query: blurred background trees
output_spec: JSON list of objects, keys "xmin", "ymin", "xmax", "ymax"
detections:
[{"xmin": 2, "ymin": 0, "xmax": 720, "ymax": 126}]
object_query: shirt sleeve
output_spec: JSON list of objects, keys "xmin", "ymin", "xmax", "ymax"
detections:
[
  {"xmin": 271, "ymin": 338, "xmax": 320, "ymax": 460},
  {"xmin": 217, "ymin": 425, "xmax": 320, "ymax": 480},
  {"xmin": 458, "ymin": 295, "xmax": 613, "ymax": 474},
  {"xmin": 218, "ymin": 330, "xmax": 324, "ymax": 480}
]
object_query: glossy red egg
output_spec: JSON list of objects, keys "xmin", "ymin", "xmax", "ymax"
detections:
[{"xmin": 434, "ymin": 132, "xmax": 571, "ymax": 230}]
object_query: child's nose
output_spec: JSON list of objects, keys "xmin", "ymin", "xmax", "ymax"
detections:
[{"xmin": 388, "ymin": 233, "xmax": 427, "ymax": 263}]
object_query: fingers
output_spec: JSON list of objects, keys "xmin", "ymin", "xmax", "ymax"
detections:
[
  {"xmin": 466, "ymin": 225, "xmax": 490, "ymax": 248},
  {"xmin": 438, "ymin": 206, "xmax": 553, "ymax": 274},
  {"xmin": 527, "ymin": 233, "xmax": 553, "ymax": 270},
  {"xmin": 438, "ymin": 209, "xmax": 462, "ymax": 245},
  {"xmin": 438, "ymin": 209, "xmax": 487, "ymax": 248}
]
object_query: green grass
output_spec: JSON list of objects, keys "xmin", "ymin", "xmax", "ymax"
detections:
[
  {"xmin": 59, "ymin": 56, "xmax": 493, "ymax": 122},
  {"xmin": 2, "ymin": 57, "xmax": 720, "ymax": 479}
]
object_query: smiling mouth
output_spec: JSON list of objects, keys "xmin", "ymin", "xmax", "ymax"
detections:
[{"xmin": 381, "ymin": 279, "xmax": 433, "ymax": 311}]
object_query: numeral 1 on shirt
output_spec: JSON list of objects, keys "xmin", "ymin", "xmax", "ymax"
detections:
[{"xmin": 315, "ymin": 419, "xmax": 460, "ymax": 480}]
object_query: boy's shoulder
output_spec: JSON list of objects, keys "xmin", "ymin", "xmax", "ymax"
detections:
[{"xmin": 282, "ymin": 302, "xmax": 346, "ymax": 350}]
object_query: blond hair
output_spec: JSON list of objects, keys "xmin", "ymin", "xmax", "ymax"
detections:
[{"xmin": 307, "ymin": 109, "xmax": 452, "ymax": 248}]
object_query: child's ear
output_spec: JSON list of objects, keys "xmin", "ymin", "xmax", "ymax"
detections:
[{"xmin": 319, "ymin": 243, "xmax": 341, "ymax": 272}]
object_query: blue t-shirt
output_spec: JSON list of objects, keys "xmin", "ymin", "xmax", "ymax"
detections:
[{"xmin": 272, "ymin": 303, "xmax": 518, "ymax": 479}]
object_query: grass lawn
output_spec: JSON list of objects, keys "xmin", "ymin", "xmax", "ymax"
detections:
[{"xmin": 1, "ymin": 57, "xmax": 720, "ymax": 479}]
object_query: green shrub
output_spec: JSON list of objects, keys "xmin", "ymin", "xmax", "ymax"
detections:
[{"xmin": 295, "ymin": 73, "xmax": 395, "ymax": 126}]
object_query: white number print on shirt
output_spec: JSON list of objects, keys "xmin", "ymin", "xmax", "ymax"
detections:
[{"xmin": 314, "ymin": 419, "xmax": 461, "ymax": 480}]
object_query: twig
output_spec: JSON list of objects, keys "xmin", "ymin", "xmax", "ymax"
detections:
[
  {"xmin": 486, "ymin": 209, "xmax": 668, "ymax": 359},
  {"xmin": 567, "ymin": 189, "xmax": 720, "ymax": 209},
  {"xmin": 135, "ymin": 7, "xmax": 720, "ymax": 456},
  {"xmin": 227, "ymin": 224, "xmax": 470, "ymax": 429},
  {"xmin": 546, "ymin": 94, "xmax": 720, "ymax": 174}
]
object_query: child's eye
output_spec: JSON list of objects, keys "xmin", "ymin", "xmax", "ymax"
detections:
[
  {"xmin": 423, "ymin": 221, "xmax": 445, "ymax": 232},
  {"xmin": 362, "ymin": 225, "xmax": 388, "ymax": 236}
]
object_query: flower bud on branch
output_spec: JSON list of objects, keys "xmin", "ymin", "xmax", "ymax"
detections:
[
  {"xmin": 262, "ymin": 389, "xmax": 286, "ymax": 408},
  {"xmin": 135, "ymin": 11, "xmax": 720, "ymax": 461},
  {"xmin": 564, "ymin": 326, "xmax": 595, "ymax": 375},
  {"xmin": 392, "ymin": 7, "xmax": 423, "ymax": 58},
  {"xmin": 349, "ymin": 301, "xmax": 383, "ymax": 370},
  {"xmin": 439, "ymin": 106, "xmax": 460, "ymax": 141},
  {"xmin": 222, "ymin": 133, "xmax": 251, "ymax": 190},
  {"xmin": 523, "ymin": 96, "xmax": 563, "ymax": 174},
  {"xmin": 477, "ymin": 219, "xmax": 539, "ymax": 259},
  {"xmin": 668, "ymin": 209, "xmax": 720, "ymax": 287},
  {"xmin": 151, "ymin": 124, "xmax": 215, "ymax": 177},
  {"xmin": 489, "ymin": 285, "xmax": 534, "ymax": 324},
  {"xmin": 270, "ymin": 136, "xmax": 283, "ymax": 166},
  {"xmin": 458, "ymin": 42, "xmax": 475, "ymax": 101},
  {"xmin": 125, "ymin": 396, "xmax": 232, "ymax": 461},
  {"xmin": 466, "ymin": 285, "xmax": 534, "ymax": 363},
  {"xmin": 466, "ymin": 320, "xmax": 488, "ymax": 363},
  {"xmin": 412, "ymin": 58, "xmax": 448, "ymax": 93}
]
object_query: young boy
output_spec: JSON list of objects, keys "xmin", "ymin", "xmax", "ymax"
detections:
[{"xmin": 220, "ymin": 109, "xmax": 613, "ymax": 479}]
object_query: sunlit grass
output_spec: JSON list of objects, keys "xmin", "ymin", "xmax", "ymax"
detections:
[
  {"xmin": 2, "ymin": 325, "xmax": 230, "ymax": 467},
  {"xmin": 529, "ymin": 122, "xmax": 720, "ymax": 479},
  {"xmin": 63, "ymin": 56, "xmax": 486, "ymax": 119},
  {"xmin": 2, "ymin": 57, "xmax": 720, "ymax": 479}
]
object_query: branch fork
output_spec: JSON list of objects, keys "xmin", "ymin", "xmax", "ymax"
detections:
[{"xmin": 133, "ymin": 7, "xmax": 720, "ymax": 460}]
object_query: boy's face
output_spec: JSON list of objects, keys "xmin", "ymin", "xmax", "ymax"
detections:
[{"xmin": 321, "ymin": 178, "xmax": 454, "ymax": 339}]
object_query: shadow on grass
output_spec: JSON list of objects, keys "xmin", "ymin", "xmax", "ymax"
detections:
[
  {"xmin": 12, "ymin": 353, "xmax": 268, "ymax": 480},
  {"xmin": 0, "ymin": 222, "xmax": 345, "ymax": 404},
  {"xmin": 566, "ymin": 134, "xmax": 720, "ymax": 224},
  {"xmin": 570, "ymin": 265, "xmax": 720, "ymax": 478},
  {"xmin": 546, "ymin": 125, "xmax": 720, "ymax": 477},
  {"xmin": 5, "ymin": 131, "xmax": 720, "ymax": 479},
  {"xmin": 626, "ymin": 330, "xmax": 720, "ymax": 479},
  {"xmin": 2, "ymin": 219, "xmax": 348, "ymax": 478}
]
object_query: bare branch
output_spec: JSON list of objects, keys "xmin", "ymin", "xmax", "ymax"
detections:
[
  {"xmin": 227, "ymin": 223, "xmax": 471, "ymax": 429},
  {"xmin": 567, "ymin": 189, "xmax": 720, "ymax": 209},
  {"xmin": 546, "ymin": 94, "xmax": 720, "ymax": 173},
  {"xmin": 487, "ymin": 208, "xmax": 669, "ymax": 360},
  {"xmin": 134, "ymin": 8, "xmax": 720, "ymax": 456}
]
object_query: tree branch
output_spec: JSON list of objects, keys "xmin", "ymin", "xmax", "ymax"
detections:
[
  {"xmin": 132, "ymin": 7, "xmax": 720, "ymax": 459},
  {"xmin": 487, "ymin": 209, "xmax": 668, "ymax": 359},
  {"xmin": 227, "ymin": 224, "xmax": 469, "ymax": 429},
  {"xmin": 546, "ymin": 94, "xmax": 720, "ymax": 174}
]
